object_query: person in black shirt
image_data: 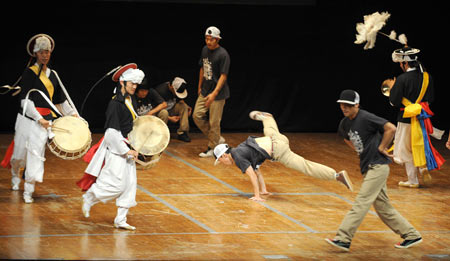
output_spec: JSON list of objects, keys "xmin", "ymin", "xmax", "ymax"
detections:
[
  {"xmin": 326, "ymin": 90, "xmax": 422, "ymax": 251},
  {"xmin": 213, "ymin": 111, "xmax": 353, "ymax": 202},
  {"xmin": 135, "ymin": 78, "xmax": 168, "ymax": 121},
  {"xmin": 194, "ymin": 26, "xmax": 230, "ymax": 157},
  {"xmin": 154, "ymin": 77, "xmax": 192, "ymax": 142}
]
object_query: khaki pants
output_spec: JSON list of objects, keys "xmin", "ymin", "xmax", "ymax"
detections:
[
  {"xmin": 193, "ymin": 94, "xmax": 225, "ymax": 148},
  {"xmin": 158, "ymin": 102, "xmax": 190, "ymax": 135},
  {"xmin": 335, "ymin": 164, "xmax": 421, "ymax": 243},
  {"xmin": 262, "ymin": 116, "xmax": 336, "ymax": 181}
]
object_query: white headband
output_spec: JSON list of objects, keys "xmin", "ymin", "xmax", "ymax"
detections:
[
  {"xmin": 120, "ymin": 68, "xmax": 145, "ymax": 84},
  {"xmin": 33, "ymin": 36, "xmax": 52, "ymax": 53}
]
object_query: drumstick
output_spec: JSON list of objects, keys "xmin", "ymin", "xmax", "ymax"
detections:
[{"xmin": 51, "ymin": 126, "xmax": 71, "ymax": 133}]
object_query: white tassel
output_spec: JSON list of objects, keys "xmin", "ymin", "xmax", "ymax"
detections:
[
  {"xmin": 398, "ymin": 34, "xmax": 408, "ymax": 45},
  {"xmin": 388, "ymin": 30, "xmax": 397, "ymax": 40}
]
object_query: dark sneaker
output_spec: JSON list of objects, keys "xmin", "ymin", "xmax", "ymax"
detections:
[
  {"xmin": 325, "ymin": 238, "xmax": 350, "ymax": 252},
  {"xmin": 336, "ymin": 170, "xmax": 353, "ymax": 192},
  {"xmin": 177, "ymin": 132, "xmax": 191, "ymax": 142},
  {"xmin": 395, "ymin": 237, "xmax": 422, "ymax": 249}
]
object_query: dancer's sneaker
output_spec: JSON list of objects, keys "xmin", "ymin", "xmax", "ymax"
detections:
[
  {"xmin": 249, "ymin": 111, "xmax": 272, "ymax": 121},
  {"xmin": 325, "ymin": 238, "xmax": 350, "ymax": 252},
  {"xmin": 199, "ymin": 147, "xmax": 214, "ymax": 158},
  {"xmin": 336, "ymin": 170, "xmax": 353, "ymax": 192},
  {"xmin": 114, "ymin": 223, "xmax": 136, "ymax": 231},
  {"xmin": 395, "ymin": 237, "xmax": 422, "ymax": 249},
  {"xmin": 23, "ymin": 194, "xmax": 34, "ymax": 204},
  {"xmin": 398, "ymin": 181, "xmax": 419, "ymax": 188}
]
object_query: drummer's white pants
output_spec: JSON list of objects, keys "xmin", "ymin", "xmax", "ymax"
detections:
[
  {"xmin": 10, "ymin": 114, "xmax": 49, "ymax": 197},
  {"xmin": 85, "ymin": 150, "xmax": 137, "ymax": 209}
]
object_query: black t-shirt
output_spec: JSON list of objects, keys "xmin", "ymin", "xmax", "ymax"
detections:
[
  {"xmin": 136, "ymin": 88, "xmax": 165, "ymax": 116},
  {"xmin": 338, "ymin": 109, "xmax": 391, "ymax": 174},
  {"xmin": 154, "ymin": 82, "xmax": 177, "ymax": 110},
  {"xmin": 230, "ymin": 136, "xmax": 271, "ymax": 173},
  {"xmin": 104, "ymin": 91, "xmax": 137, "ymax": 138},
  {"xmin": 198, "ymin": 45, "xmax": 230, "ymax": 100},
  {"xmin": 389, "ymin": 69, "xmax": 434, "ymax": 123}
]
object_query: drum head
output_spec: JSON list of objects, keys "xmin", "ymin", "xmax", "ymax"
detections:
[
  {"xmin": 52, "ymin": 116, "xmax": 91, "ymax": 152},
  {"xmin": 128, "ymin": 115, "xmax": 170, "ymax": 156}
]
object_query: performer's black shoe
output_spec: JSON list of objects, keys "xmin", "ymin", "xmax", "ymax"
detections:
[
  {"xmin": 325, "ymin": 238, "xmax": 350, "ymax": 251},
  {"xmin": 177, "ymin": 132, "xmax": 191, "ymax": 142},
  {"xmin": 395, "ymin": 237, "xmax": 422, "ymax": 249}
]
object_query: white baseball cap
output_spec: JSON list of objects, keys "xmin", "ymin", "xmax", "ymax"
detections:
[
  {"xmin": 171, "ymin": 77, "xmax": 188, "ymax": 99},
  {"xmin": 205, "ymin": 26, "xmax": 222, "ymax": 39},
  {"xmin": 213, "ymin": 143, "xmax": 229, "ymax": 165}
]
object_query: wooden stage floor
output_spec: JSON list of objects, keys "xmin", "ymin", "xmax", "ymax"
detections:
[{"xmin": 0, "ymin": 132, "xmax": 449, "ymax": 260}]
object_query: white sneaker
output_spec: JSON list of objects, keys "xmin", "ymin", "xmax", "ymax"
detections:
[
  {"xmin": 23, "ymin": 194, "xmax": 34, "ymax": 204},
  {"xmin": 219, "ymin": 136, "xmax": 226, "ymax": 144},
  {"xmin": 12, "ymin": 184, "xmax": 19, "ymax": 191},
  {"xmin": 114, "ymin": 223, "xmax": 136, "ymax": 231},
  {"xmin": 249, "ymin": 111, "xmax": 272, "ymax": 121},
  {"xmin": 199, "ymin": 148, "xmax": 214, "ymax": 158}
]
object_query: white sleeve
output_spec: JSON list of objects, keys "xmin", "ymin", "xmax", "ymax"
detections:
[
  {"xmin": 20, "ymin": 99, "xmax": 43, "ymax": 121},
  {"xmin": 104, "ymin": 128, "xmax": 130, "ymax": 155},
  {"xmin": 58, "ymin": 100, "xmax": 76, "ymax": 116}
]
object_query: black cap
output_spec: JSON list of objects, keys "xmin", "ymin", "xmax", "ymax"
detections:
[{"xmin": 337, "ymin": 90, "xmax": 360, "ymax": 105}]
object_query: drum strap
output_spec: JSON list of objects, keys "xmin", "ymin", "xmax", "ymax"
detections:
[
  {"xmin": 23, "ymin": 89, "xmax": 62, "ymax": 118},
  {"xmin": 30, "ymin": 65, "xmax": 54, "ymax": 101},
  {"xmin": 124, "ymin": 96, "xmax": 137, "ymax": 120}
]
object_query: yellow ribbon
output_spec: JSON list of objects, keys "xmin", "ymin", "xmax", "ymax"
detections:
[
  {"xmin": 29, "ymin": 65, "xmax": 56, "ymax": 117},
  {"xmin": 401, "ymin": 72, "xmax": 429, "ymax": 168}
]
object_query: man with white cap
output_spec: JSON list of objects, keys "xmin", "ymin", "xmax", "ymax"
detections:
[
  {"xmin": 154, "ymin": 77, "xmax": 192, "ymax": 142},
  {"xmin": 385, "ymin": 46, "xmax": 443, "ymax": 188},
  {"xmin": 326, "ymin": 89, "xmax": 422, "ymax": 251},
  {"xmin": 1, "ymin": 33, "xmax": 78, "ymax": 203},
  {"xmin": 194, "ymin": 26, "xmax": 230, "ymax": 157},
  {"xmin": 79, "ymin": 63, "xmax": 144, "ymax": 230},
  {"xmin": 213, "ymin": 110, "xmax": 353, "ymax": 202}
]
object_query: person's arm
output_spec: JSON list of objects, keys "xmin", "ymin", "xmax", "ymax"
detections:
[
  {"xmin": 378, "ymin": 122, "xmax": 396, "ymax": 158},
  {"xmin": 446, "ymin": 130, "xmax": 450, "ymax": 150},
  {"xmin": 255, "ymin": 168, "xmax": 272, "ymax": 195},
  {"xmin": 198, "ymin": 67, "xmax": 204, "ymax": 96},
  {"xmin": 343, "ymin": 138, "xmax": 355, "ymax": 151},
  {"xmin": 205, "ymin": 73, "xmax": 227, "ymax": 108},
  {"xmin": 245, "ymin": 166, "xmax": 264, "ymax": 202},
  {"xmin": 147, "ymin": 101, "xmax": 167, "ymax": 116}
]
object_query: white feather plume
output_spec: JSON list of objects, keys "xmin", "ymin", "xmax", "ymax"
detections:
[
  {"xmin": 398, "ymin": 34, "xmax": 408, "ymax": 45},
  {"xmin": 388, "ymin": 30, "xmax": 397, "ymax": 40},
  {"xmin": 354, "ymin": 11, "xmax": 391, "ymax": 49}
]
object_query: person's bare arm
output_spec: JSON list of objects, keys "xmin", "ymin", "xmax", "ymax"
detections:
[
  {"xmin": 245, "ymin": 166, "xmax": 264, "ymax": 202},
  {"xmin": 146, "ymin": 102, "xmax": 167, "ymax": 116},
  {"xmin": 205, "ymin": 73, "xmax": 227, "ymax": 108},
  {"xmin": 255, "ymin": 168, "xmax": 272, "ymax": 195},
  {"xmin": 378, "ymin": 122, "xmax": 396, "ymax": 158}
]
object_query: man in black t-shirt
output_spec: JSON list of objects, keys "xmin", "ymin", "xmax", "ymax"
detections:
[
  {"xmin": 213, "ymin": 111, "xmax": 353, "ymax": 202},
  {"xmin": 326, "ymin": 90, "xmax": 422, "ymax": 252},
  {"xmin": 135, "ymin": 79, "xmax": 168, "ymax": 123},
  {"xmin": 193, "ymin": 26, "xmax": 231, "ymax": 157},
  {"xmin": 154, "ymin": 77, "xmax": 192, "ymax": 142}
]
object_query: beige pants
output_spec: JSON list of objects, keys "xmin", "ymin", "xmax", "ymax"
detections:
[
  {"xmin": 262, "ymin": 116, "xmax": 336, "ymax": 181},
  {"xmin": 335, "ymin": 164, "xmax": 421, "ymax": 243},
  {"xmin": 158, "ymin": 102, "xmax": 190, "ymax": 134},
  {"xmin": 193, "ymin": 94, "xmax": 225, "ymax": 148}
]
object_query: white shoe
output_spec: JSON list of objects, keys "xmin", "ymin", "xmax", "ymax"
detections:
[
  {"xmin": 398, "ymin": 181, "xmax": 419, "ymax": 188},
  {"xmin": 12, "ymin": 184, "xmax": 19, "ymax": 191},
  {"xmin": 249, "ymin": 111, "xmax": 271, "ymax": 121},
  {"xmin": 82, "ymin": 196, "xmax": 90, "ymax": 218},
  {"xmin": 219, "ymin": 136, "xmax": 226, "ymax": 144},
  {"xmin": 23, "ymin": 195, "xmax": 34, "ymax": 204},
  {"xmin": 199, "ymin": 148, "xmax": 214, "ymax": 158},
  {"xmin": 114, "ymin": 223, "xmax": 136, "ymax": 231},
  {"xmin": 336, "ymin": 170, "xmax": 353, "ymax": 192}
]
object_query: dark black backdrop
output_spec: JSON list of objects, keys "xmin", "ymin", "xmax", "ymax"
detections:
[{"xmin": 0, "ymin": 0, "xmax": 448, "ymax": 134}]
